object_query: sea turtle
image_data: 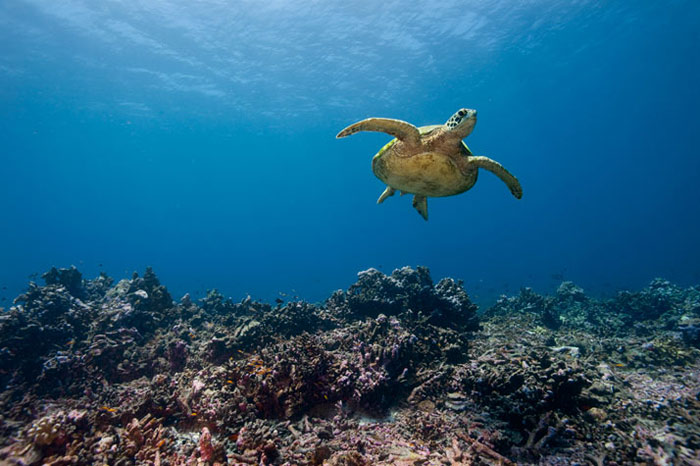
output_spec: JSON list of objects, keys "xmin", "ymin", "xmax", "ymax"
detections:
[{"xmin": 336, "ymin": 108, "xmax": 522, "ymax": 220}]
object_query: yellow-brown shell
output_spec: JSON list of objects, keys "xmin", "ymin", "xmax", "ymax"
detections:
[{"xmin": 371, "ymin": 126, "xmax": 477, "ymax": 198}]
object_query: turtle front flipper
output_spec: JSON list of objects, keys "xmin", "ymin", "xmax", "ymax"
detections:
[
  {"xmin": 336, "ymin": 118, "xmax": 420, "ymax": 145},
  {"xmin": 470, "ymin": 156, "xmax": 523, "ymax": 199},
  {"xmin": 377, "ymin": 186, "xmax": 396, "ymax": 204},
  {"xmin": 412, "ymin": 195, "xmax": 429, "ymax": 221}
]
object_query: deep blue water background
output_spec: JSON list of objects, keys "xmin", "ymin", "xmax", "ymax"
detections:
[{"xmin": 1, "ymin": 1, "xmax": 699, "ymax": 307}]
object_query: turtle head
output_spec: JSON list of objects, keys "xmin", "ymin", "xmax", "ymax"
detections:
[{"xmin": 445, "ymin": 108, "xmax": 477, "ymax": 138}]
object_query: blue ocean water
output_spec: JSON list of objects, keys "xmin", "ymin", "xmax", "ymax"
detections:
[{"xmin": 1, "ymin": 1, "xmax": 699, "ymax": 307}]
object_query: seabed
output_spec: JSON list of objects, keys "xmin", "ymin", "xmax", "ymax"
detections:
[{"xmin": 0, "ymin": 266, "xmax": 698, "ymax": 465}]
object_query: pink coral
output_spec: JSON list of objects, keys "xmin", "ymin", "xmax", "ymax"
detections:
[{"xmin": 198, "ymin": 427, "xmax": 214, "ymax": 462}]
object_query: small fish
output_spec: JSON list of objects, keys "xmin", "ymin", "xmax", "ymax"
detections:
[
  {"xmin": 226, "ymin": 380, "xmax": 233, "ymax": 384},
  {"xmin": 100, "ymin": 406, "xmax": 117, "ymax": 412},
  {"xmin": 190, "ymin": 412, "xmax": 197, "ymax": 416},
  {"xmin": 275, "ymin": 298, "xmax": 284, "ymax": 304},
  {"xmin": 67, "ymin": 339, "xmax": 75, "ymax": 346},
  {"xmin": 323, "ymin": 395, "xmax": 328, "ymax": 400},
  {"xmin": 228, "ymin": 433, "xmax": 238, "ymax": 442},
  {"xmin": 614, "ymin": 363, "xmax": 625, "ymax": 367},
  {"xmin": 1, "ymin": 286, "xmax": 6, "ymax": 290}
]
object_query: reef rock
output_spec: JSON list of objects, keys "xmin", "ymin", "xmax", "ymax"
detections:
[
  {"xmin": 0, "ymin": 266, "xmax": 697, "ymax": 465},
  {"xmin": 327, "ymin": 266, "xmax": 479, "ymax": 332}
]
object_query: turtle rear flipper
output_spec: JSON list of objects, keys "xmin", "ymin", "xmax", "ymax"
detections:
[
  {"xmin": 471, "ymin": 156, "xmax": 523, "ymax": 199},
  {"xmin": 412, "ymin": 195, "xmax": 428, "ymax": 221},
  {"xmin": 377, "ymin": 186, "xmax": 396, "ymax": 204},
  {"xmin": 336, "ymin": 118, "xmax": 420, "ymax": 145}
]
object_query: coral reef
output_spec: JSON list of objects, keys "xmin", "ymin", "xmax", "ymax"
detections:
[
  {"xmin": 327, "ymin": 266, "xmax": 479, "ymax": 333},
  {"xmin": 0, "ymin": 266, "xmax": 698, "ymax": 465}
]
